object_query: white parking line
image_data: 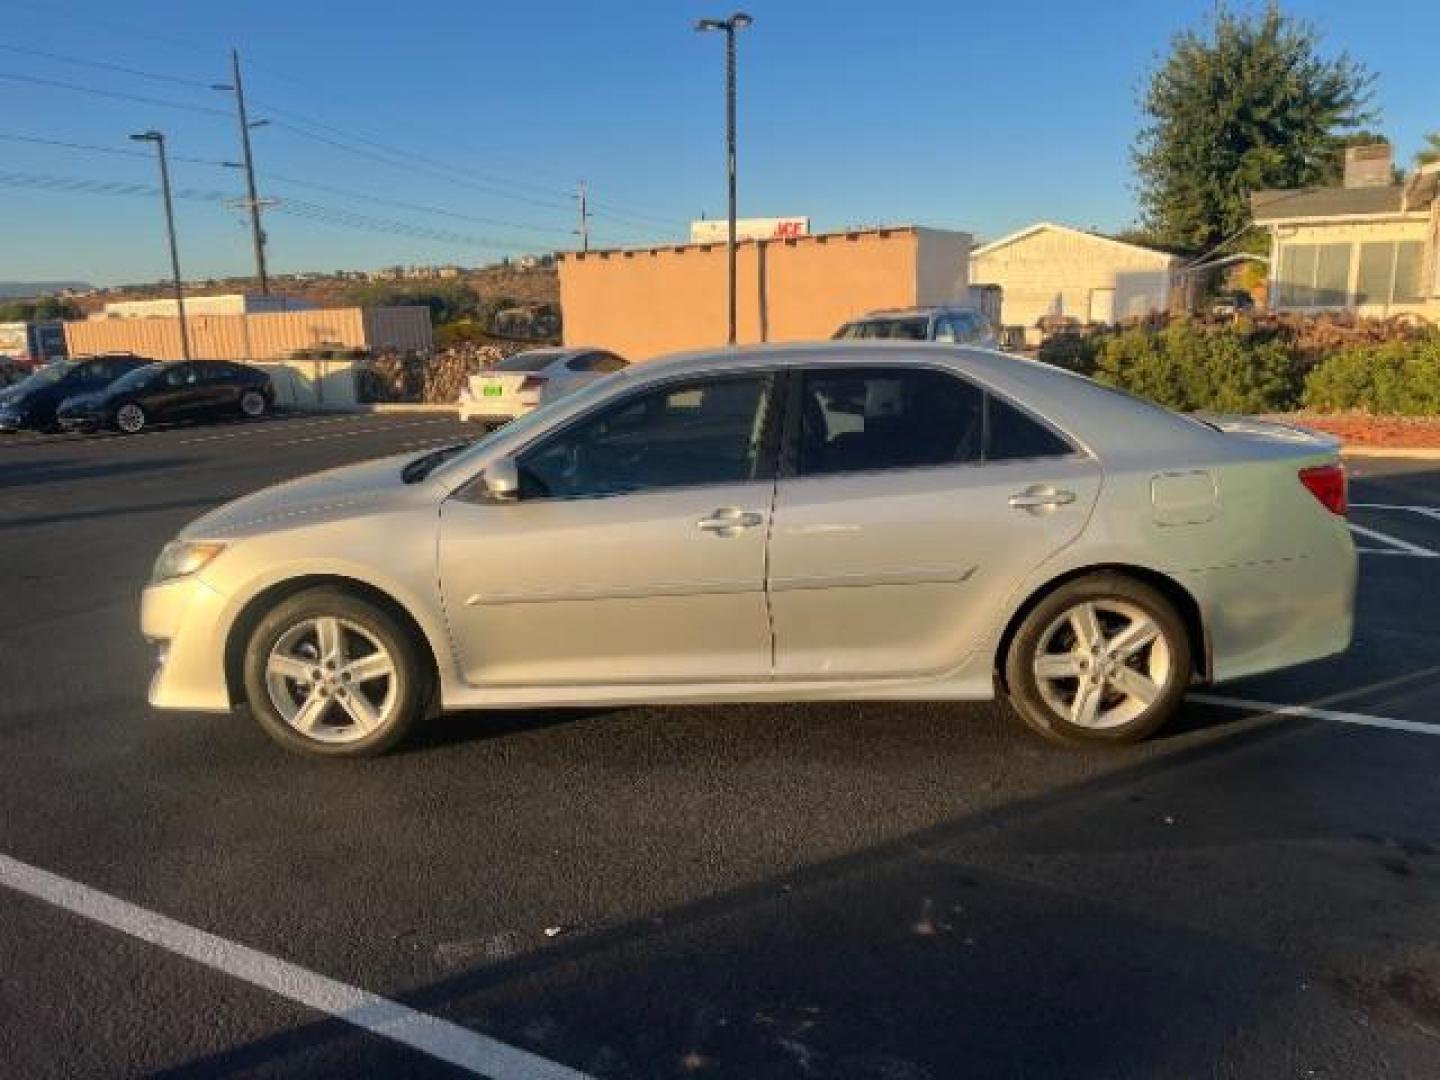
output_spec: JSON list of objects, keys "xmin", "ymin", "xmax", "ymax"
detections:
[
  {"xmin": 174, "ymin": 416, "xmax": 362, "ymax": 445},
  {"xmin": 274, "ymin": 419, "xmax": 457, "ymax": 447},
  {"xmin": 1190, "ymin": 694, "xmax": 1440, "ymax": 736},
  {"xmin": 1347, "ymin": 522, "xmax": 1440, "ymax": 558},
  {"xmin": 0, "ymin": 853, "xmax": 591, "ymax": 1079}
]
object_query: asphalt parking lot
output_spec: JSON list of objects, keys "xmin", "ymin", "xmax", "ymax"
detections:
[{"xmin": 1, "ymin": 414, "xmax": 1438, "ymax": 1079}]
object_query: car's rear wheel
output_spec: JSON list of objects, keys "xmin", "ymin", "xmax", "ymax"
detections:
[
  {"xmin": 114, "ymin": 401, "xmax": 147, "ymax": 434},
  {"xmin": 239, "ymin": 389, "xmax": 267, "ymax": 418},
  {"xmin": 1004, "ymin": 573, "xmax": 1192, "ymax": 746},
  {"xmin": 242, "ymin": 587, "xmax": 430, "ymax": 758}
]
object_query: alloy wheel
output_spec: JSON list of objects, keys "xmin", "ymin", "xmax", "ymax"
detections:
[
  {"xmin": 1031, "ymin": 599, "xmax": 1172, "ymax": 730},
  {"xmin": 240, "ymin": 390, "xmax": 266, "ymax": 417},
  {"xmin": 115, "ymin": 403, "xmax": 145, "ymax": 434},
  {"xmin": 264, "ymin": 616, "xmax": 398, "ymax": 744}
]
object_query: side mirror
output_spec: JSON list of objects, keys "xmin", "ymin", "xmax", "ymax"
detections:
[{"xmin": 482, "ymin": 457, "xmax": 520, "ymax": 503}]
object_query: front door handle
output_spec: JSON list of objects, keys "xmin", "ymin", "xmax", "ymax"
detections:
[
  {"xmin": 1009, "ymin": 487, "xmax": 1076, "ymax": 511},
  {"xmin": 697, "ymin": 507, "xmax": 765, "ymax": 535}
]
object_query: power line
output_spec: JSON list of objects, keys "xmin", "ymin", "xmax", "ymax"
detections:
[
  {"xmin": 0, "ymin": 131, "xmax": 233, "ymax": 168},
  {"xmin": 0, "ymin": 71, "xmax": 228, "ymax": 116},
  {"xmin": 264, "ymin": 173, "xmax": 571, "ymax": 238},
  {"xmin": 0, "ymin": 129, "xmax": 568, "ymax": 239},
  {"xmin": 0, "ymin": 36, "xmax": 685, "ymax": 232},
  {"xmin": 256, "ymin": 99, "xmax": 684, "ymax": 230},
  {"xmin": 0, "ymin": 169, "xmax": 543, "ymax": 251},
  {"xmin": 0, "ymin": 42, "xmax": 211, "ymax": 89}
]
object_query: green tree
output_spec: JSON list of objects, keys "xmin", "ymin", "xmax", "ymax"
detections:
[
  {"xmin": 0, "ymin": 296, "xmax": 81, "ymax": 322},
  {"xmin": 1417, "ymin": 132, "xmax": 1440, "ymax": 167},
  {"xmin": 341, "ymin": 281, "xmax": 479, "ymax": 325},
  {"xmin": 1133, "ymin": 4, "xmax": 1376, "ymax": 251}
]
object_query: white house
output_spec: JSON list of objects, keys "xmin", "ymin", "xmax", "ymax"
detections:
[{"xmin": 970, "ymin": 222, "xmax": 1180, "ymax": 328}]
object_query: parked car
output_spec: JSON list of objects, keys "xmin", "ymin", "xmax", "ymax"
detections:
[
  {"xmin": 142, "ymin": 342, "xmax": 1355, "ymax": 758},
  {"xmin": 834, "ymin": 306, "xmax": 998, "ymax": 347},
  {"xmin": 57, "ymin": 359, "xmax": 275, "ymax": 434},
  {"xmin": 458, "ymin": 346, "xmax": 627, "ymax": 426},
  {"xmin": 0, "ymin": 354, "xmax": 150, "ymax": 433},
  {"xmin": 1209, "ymin": 291, "xmax": 1256, "ymax": 317}
]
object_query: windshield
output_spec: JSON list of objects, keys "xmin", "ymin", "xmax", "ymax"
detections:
[
  {"xmin": 494, "ymin": 350, "xmax": 562, "ymax": 373},
  {"xmin": 11, "ymin": 362, "xmax": 76, "ymax": 391},
  {"xmin": 834, "ymin": 317, "xmax": 930, "ymax": 341},
  {"xmin": 108, "ymin": 363, "xmax": 164, "ymax": 392}
]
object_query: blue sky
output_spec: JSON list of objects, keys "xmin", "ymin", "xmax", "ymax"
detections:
[{"xmin": 0, "ymin": 0, "xmax": 1435, "ymax": 286}]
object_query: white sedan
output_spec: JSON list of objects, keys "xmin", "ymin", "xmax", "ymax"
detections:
[
  {"xmin": 143, "ymin": 343, "xmax": 1355, "ymax": 758},
  {"xmin": 458, "ymin": 346, "xmax": 627, "ymax": 426}
]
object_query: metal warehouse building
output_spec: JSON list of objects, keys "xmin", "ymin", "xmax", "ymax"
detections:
[
  {"xmin": 558, "ymin": 225, "xmax": 973, "ymax": 360},
  {"xmin": 64, "ymin": 305, "xmax": 432, "ymax": 362}
]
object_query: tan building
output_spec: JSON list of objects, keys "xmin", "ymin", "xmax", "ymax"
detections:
[
  {"xmin": 64, "ymin": 305, "xmax": 432, "ymax": 362},
  {"xmin": 1252, "ymin": 163, "xmax": 1440, "ymax": 320},
  {"xmin": 557, "ymin": 226, "xmax": 972, "ymax": 360},
  {"xmin": 970, "ymin": 222, "xmax": 1181, "ymax": 329}
]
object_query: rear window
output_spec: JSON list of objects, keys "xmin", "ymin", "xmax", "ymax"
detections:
[{"xmin": 495, "ymin": 351, "xmax": 560, "ymax": 373}]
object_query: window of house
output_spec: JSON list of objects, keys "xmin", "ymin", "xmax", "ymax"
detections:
[
  {"xmin": 518, "ymin": 374, "xmax": 775, "ymax": 499},
  {"xmin": 1277, "ymin": 243, "xmax": 1351, "ymax": 307},
  {"xmin": 1357, "ymin": 241, "xmax": 1426, "ymax": 306}
]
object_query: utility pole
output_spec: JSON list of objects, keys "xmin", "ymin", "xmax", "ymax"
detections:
[
  {"xmin": 130, "ymin": 130, "xmax": 192, "ymax": 361},
  {"xmin": 574, "ymin": 181, "xmax": 590, "ymax": 253},
  {"xmin": 695, "ymin": 13, "xmax": 752, "ymax": 345},
  {"xmin": 215, "ymin": 49, "xmax": 270, "ymax": 294}
]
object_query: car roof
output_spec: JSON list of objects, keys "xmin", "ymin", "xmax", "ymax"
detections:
[
  {"xmin": 610, "ymin": 342, "xmax": 1225, "ymax": 466},
  {"xmin": 849, "ymin": 306, "xmax": 980, "ymax": 318}
]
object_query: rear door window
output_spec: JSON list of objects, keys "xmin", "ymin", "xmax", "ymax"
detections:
[{"xmin": 795, "ymin": 367, "xmax": 984, "ymax": 476}]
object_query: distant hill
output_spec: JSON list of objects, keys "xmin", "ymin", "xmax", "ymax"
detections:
[{"xmin": 0, "ymin": 282, "xmax": 90, "ymax": 300}]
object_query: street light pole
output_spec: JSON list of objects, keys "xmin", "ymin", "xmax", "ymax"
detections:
[
  {"xmin": 696, "ymin": 12, "xmax": 752, "ymax": 346},
  {"xmin": 131, "ymin": 130, "xmax": 192, "ymax": 361}
]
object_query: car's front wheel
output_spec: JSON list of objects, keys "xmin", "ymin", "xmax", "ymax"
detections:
[
  {"xmin": 114, "ymin": 401, "xmax": 147, "ymax": 434},
  {"xmin": 242, "ymin": 587, "xmax": 431, "ymax": 758},
  {"xmin": 1004, "ymin": 573, "xmax": 1192, "ymax": 746}
]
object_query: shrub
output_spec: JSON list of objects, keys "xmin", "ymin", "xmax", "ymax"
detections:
[
  {"xmin": 1303, "ymin": 338, "xmax": 1440, "ymax": 415},
  {"xmin": 1036, "ymin": 333, "xmax": 1100, "ymax": 375},
  {"xmin": 1092, "ymin": 319, "xmax": 1302, "ymax": 413}
]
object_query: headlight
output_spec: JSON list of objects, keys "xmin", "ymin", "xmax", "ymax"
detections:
[{"xmin": 150, "ymin": 540, "xmax": 226, "ymax": 584}]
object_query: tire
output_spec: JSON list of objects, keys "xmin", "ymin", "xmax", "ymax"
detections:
[
  {"xmin": 239, "ymin": 389, "xmax": 267, "ymax": 418},
  {"xmin": 242, "ymin": 587, "xmax": 431, "ymax": 758},
  {"xmin": 114, "ymin": 401, "xmax": 147, "ymax": 434},
  {"xmin": 1003, "ymin": 573, "xmax": 1192, "ymax": 747}
]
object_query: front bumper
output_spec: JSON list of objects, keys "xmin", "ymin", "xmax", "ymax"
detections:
[{"xmin": 141, "ymin": 574, "xmax": 235, "ymax": 712}]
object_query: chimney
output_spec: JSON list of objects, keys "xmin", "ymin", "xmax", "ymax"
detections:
[{"xmin": 1344, "ymin": 143, "xmax": 1393, "ymax": 189}]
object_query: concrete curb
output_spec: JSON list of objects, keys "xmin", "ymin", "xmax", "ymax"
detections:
[{"xmin": 1341, "ymin": 445, "xmax": 1440, "ymax": 461}]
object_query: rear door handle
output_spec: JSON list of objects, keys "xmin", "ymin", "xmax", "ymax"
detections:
[
  {"xmin": 697, "ymin": 507, "xmax": 765, "ymax": 535},
  {"xmin": 1009, "ymin": 487, "xmax": 1076, "ymax": 510}
]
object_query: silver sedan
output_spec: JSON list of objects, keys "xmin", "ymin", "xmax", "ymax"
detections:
[{"xmin": 142, "ymin": 343, "xmax": 1356, "ymax": 757}]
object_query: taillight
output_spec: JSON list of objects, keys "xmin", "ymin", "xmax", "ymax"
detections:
[
  {"xmin": 517, "ymin": 375, "xmax": 546, "ymax": 394},
  {"xmin": 1299, "ymin": 463, "xmax": 1347, "ymax": 516}
]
